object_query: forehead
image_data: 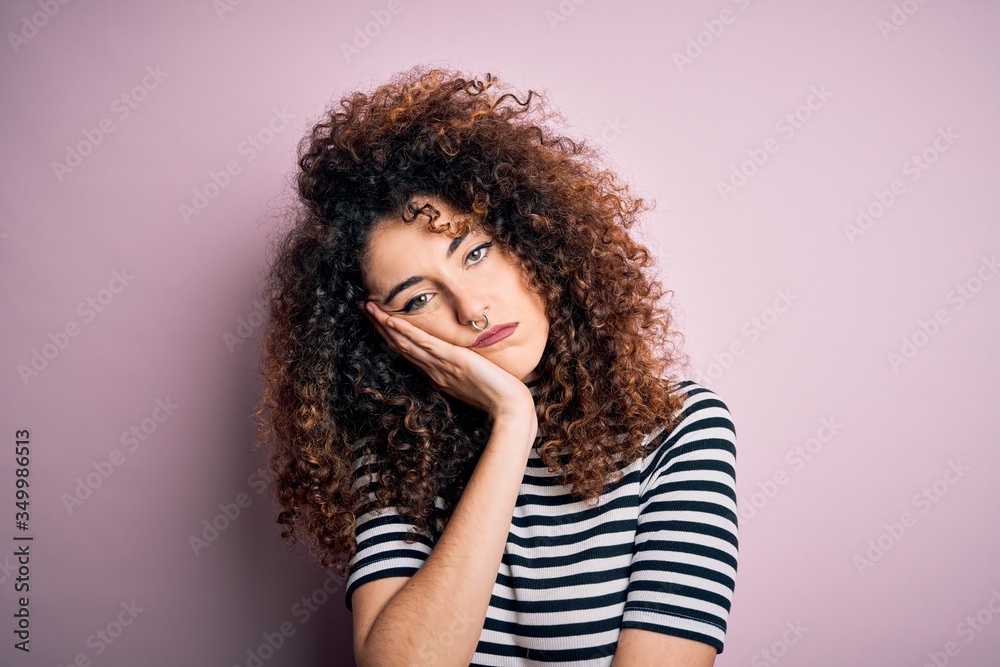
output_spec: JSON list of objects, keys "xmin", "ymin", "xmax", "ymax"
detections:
[{"xmin": 363, "ymin": 205, "xmax": 483, "ymax": 294}]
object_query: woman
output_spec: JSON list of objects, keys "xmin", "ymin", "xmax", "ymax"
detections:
[{"xmin": 253, "ymin": 66, "xmax": 738, "ymax": 666}]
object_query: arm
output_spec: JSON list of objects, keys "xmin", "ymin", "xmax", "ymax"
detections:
[
  {"xmin": 612, "ymin": 630, "xmax": 717, "ymax": 667},
  {"xmin": 615, "ymin": 383, "xmax": 738, "ymax": 665},
  {"xmin": 356, "ymin": 412, "xmax": 536, "ymax": 667}
]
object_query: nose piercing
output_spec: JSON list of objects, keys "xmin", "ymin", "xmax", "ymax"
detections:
[{"xmin": 470, "ymin": 312, "xmax": 489, "ymax": 331}]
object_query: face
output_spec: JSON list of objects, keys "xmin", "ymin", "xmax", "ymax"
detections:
[{"xmin": 361, "ymin": 196, "xmax": 549, "ymax": 383}]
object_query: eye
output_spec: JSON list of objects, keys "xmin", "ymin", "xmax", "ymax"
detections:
[
  {"xmin": 401, "ymin": 293, "xmax": 430, "ymax": 313},
  {"xmin": 466, "ymin": 241, "xmax": 492, "ymax": 263},
  {"xmin": 401, "ymin": 241, "xmax": 494, "ymax": 313}
]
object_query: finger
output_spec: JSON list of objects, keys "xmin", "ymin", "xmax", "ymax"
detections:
[
  {"xmin": 368, "ymin": 310, "xmax": 448, "ymax": 375},
  {"xmin": 366, "ymin": 304, "xmax": 417, "ymax": 344},
  {"xmin": 363, "ymin": 307, "xmax": 401, "ymax": 351},
  {"xmin": 368, "ymin": 308, "xmax": 406, "ymax": 346},
  {"xmin": 370, "ymin": 316, "xmax": 406, "ymax": 356},
  {"xmin": 364, "ymin": 303, "xmax": 395, "ymax": 334},
  {"xmin": 380, "ymin": 315, "xmax": 442, "ymax": 358},
  {"xmin": 381, "ymin": 318, "xmax": 438, "ymax": 369},
  {"xmin": 369, "ymin": 319, "xmax": 399, "ymax": 356},
  {"xmin": 365, "ymin": 305, "xmax": 432, "ymax": 362}
]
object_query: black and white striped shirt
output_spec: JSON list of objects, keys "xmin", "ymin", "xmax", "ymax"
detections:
[{"xmin": 345, "ymin": 379, "xmax": 738, "ymax": 665}]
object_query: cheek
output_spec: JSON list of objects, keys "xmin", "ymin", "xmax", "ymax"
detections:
[
  {"xmin": 407, "ymin": 318, "xmax": 464, "ymax": 346},
  {"xmin": 514, "ymin": 286, "xmax": 547, "ymax": 326}
]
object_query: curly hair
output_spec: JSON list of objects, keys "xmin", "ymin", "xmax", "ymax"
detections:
[{"xmin": 251, "ymin": 65, "xmax": 692, "ymax": 578}]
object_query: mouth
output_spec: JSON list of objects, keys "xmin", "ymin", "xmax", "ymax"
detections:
[{"xmin": 471, "ymin": 322, "xmax": 518, "ymax": 348}]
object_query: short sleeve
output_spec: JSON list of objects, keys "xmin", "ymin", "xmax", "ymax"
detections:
[
  {"xmin": 621, "ymin": 382, "xmax": 738, "ymax": 653},
  {"xmin": 343, "ymin": 505, "xmax": 435, "ymax": 612},
  {"xmin": 343, "ymin": 447, "xmax": 436, "ymax": 612}
]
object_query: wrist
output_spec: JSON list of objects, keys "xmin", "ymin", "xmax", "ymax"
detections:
[{"xmin": 487, "ymin": 411, "xmax": 538, "ymax": 449}]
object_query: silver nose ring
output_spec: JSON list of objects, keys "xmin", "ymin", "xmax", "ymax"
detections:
[{"xmin": 471, "ymin": 312, "xmax": 489, "ymax": 331}]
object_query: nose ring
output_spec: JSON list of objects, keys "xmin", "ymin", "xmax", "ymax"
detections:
[{"xmin": 471, "ymin": 312, "xmax": 490, "ymax": 331}]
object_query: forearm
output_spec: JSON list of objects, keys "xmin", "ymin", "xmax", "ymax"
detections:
[{"xmin": 358, "ymin": 415, "xmax": 536, "ymax": 667}]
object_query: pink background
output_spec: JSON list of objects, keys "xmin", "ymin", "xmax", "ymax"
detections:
[{"xmin": 2, "ymin": 1, "xmax": 999, "ymax": 665}]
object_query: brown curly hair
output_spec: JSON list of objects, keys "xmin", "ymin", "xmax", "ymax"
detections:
[{"xmin": 251, "ymin": 65, "xmax": 692, "ymax": 578}]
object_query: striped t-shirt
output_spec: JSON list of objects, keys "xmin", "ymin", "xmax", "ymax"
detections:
[{"xmin": 344, "ymin": 379, "xmax": 738, "ymax": 665}]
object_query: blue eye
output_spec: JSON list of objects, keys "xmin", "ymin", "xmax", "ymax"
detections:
[{"xmin": 401, "ymin": 242, "xmax": 493, "ymax": 313}]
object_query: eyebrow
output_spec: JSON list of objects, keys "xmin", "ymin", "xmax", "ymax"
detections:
[{"xmin": 379, "ymin": 230, "xmax": 470, "ymax": 306}]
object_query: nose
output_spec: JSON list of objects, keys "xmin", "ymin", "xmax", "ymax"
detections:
[{"xmin": 451, "ymin": 285, "xmax": 489, "ymax": 328}]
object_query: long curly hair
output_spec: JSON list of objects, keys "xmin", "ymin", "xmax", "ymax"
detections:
[{"xmin": 251, "ymin": 65, "xmax": 692, "ymax": 578}]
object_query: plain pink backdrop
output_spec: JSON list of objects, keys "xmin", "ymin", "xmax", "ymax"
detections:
[{"xmin": 2, "ymin": 1, "xmax": 999, "ymax": 665}]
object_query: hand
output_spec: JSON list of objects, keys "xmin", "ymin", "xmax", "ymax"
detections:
[{"xmin": 361, "ymin": 300, "xmax": 535, "ymax": 422}]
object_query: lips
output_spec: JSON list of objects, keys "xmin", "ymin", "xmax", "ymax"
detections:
[{"xmin": 472, "ymin": 322, "xmax": 517, "ymax": 348}]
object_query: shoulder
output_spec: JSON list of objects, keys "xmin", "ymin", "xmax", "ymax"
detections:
[
  {"xmin": 638, "ymin": 379, "xmax": 737, "ymax": 488},
  {"xmin": 666, "ymin": 379, "xmax": 736, "ymax": 434}
]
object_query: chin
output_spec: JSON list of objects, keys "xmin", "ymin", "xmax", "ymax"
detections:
[{"xmin": 479, "ymin": 340, "xmax": 543, "ymax": 382}]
